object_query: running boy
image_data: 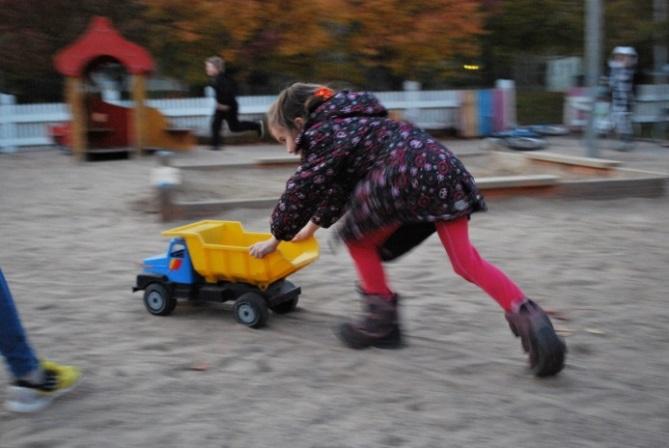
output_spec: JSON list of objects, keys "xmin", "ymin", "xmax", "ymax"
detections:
[
  {"xmin": 249, "ymin": 83, "xmax": 566, "ymax": 377},
  {"xmin": 205, "ymin": 56, "xmax": 263, "ymax": 150}
]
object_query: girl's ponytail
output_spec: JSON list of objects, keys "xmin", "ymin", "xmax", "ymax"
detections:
[
  {"xmin": 267, "ymin": 83, "xmax": 334, "ymax": 131},
  {"xmin": 304, "ymin": 86, "xmax": 335, "ymax": 114}
]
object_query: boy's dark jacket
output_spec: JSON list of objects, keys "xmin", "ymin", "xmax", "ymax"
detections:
[
  {"xmin": 210, "ymin": 73, "xmax": 238, "ymax": 109},
  {"xmin": 271, "ymin": 91, "xmax": 487, "ymax": 259}
]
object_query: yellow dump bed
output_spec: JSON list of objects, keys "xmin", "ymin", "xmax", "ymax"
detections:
[{"xmin": 162, "ymin": 220, "xmax": 319, "ymax": 288}]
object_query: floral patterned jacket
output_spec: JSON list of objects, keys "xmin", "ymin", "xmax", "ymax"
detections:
[{"xmin": 270, "ymin": 91, "xmax": 486, "ymax": 242}]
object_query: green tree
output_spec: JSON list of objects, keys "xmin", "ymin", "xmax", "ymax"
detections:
[
  {"xmin": 482, "ymin": 0, "xmax": 584, "ymax": 83},
  {"xmin": 0, "ymin": 0, "xmax": 147, "ymax": 101},
  {"xmin": 605, "ymin": 0, "xmax": 667, "ymax": 82},
  {"xmin": 483, "ymin": 0, "xmax": 668, "ymax": 85}
]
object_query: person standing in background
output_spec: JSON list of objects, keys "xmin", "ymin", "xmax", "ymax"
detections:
[{"xmin": 608, "ymin": 46, "xmax": 638, "ymax": 150}]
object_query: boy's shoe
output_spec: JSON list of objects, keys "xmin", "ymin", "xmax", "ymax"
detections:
[
  {"xmin": 5, "ymin": 360, "xmax": 81, "ymax": 413},
  {"xmin": 337, "ymin": 293, "xmax": 403, "ymax": 349},
  {"xmin": 505, "ymin": 299, "xmax": 566, "ymax": 377}
]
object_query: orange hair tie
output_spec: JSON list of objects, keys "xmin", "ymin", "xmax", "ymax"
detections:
[{"xmin": 314, "ymin": 87, "xmax": 334, "ymax": 100}]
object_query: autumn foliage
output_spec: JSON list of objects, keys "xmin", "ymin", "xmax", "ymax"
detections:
[
  {"xmin": 3, "ymin": 0, "xmax": 661, "ymax": 100},
  {"xmin": 140, "ymin": 0, "xmax": 484, "ymax": 89}
]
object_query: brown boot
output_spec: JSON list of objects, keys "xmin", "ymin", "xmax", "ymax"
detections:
[
  {"xmin": 337, "ymin": 293, "xmax": 403, "ymax": 349},
  {"xmin": 505, "ymin": 299, "xmax": 566, "ymax": 377}
]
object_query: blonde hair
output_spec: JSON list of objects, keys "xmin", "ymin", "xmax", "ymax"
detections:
[
  {"xmin": 267, "ymin": 82, "xmax": 333, "ymax": 131},
  {"xmin": 205, "ymin": 56, "xmax": 224, "ymax": 72}
]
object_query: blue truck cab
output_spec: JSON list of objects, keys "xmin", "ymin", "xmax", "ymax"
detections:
[{"xmin": 141, "ymin": 238, "xmax": 195, "ymax": 285}]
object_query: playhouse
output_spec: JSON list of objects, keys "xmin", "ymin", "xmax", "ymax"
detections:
[{"xmin": 52, "ymin": 16, "xmax": 194, "ymax": 159}]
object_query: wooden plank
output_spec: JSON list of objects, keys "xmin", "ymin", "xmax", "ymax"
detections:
[
  {"xmin": 477, "ymin": 174, "xmax": 560, "ymax": 189},
  {"xmin": 524, "ymin": 152, "xmax": 621, "ymax": 168}
]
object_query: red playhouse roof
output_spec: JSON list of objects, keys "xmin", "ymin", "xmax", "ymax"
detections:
[{"xmin": 54, "ymin": 16, "xmax": 154, "ymax": 76}]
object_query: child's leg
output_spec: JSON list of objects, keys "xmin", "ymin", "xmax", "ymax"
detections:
[
  {"xmin": 0, "ymin": 269, "xmax": 40, "ymax": 379},
  {"xmin": 210, "ymin": 111, "xmax": 224, "ymax": 149},
  {"xmin": 437, "ymin": 219, "xmax": 566, "ymax": 376},
  {"xmin": 339, "ymin": 224, "xmax": 403, "ymax": 349},
  {"xmin": 225, "ymin": 110, "xmax": 262, "ymax": 134},
  {"xmin": 435, "ymin": 218, "xmax": 525, "ymax": 312},
  {"xmin": 345, "ymin": 224, "xmax": 400, "ymax": 298}
]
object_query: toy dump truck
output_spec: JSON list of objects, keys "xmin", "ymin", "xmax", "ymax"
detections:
[{"xmin": 133, "ymin": 220, "xmax": 319, "ymax": 328}]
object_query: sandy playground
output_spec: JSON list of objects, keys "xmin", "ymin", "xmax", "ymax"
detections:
[{"xmin": 0, "ymin": 137, "xmax": 668, "ymax": 448}]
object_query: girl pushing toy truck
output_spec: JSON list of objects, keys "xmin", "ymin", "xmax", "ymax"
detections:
[{"xmin": 249, "ymin": 83, "xmax": 566, "ymax": 377}]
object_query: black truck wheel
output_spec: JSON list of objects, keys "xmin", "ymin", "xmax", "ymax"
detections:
[
  {"xmin": 270, "ymin": 296, "xmax": 299, "ymax": 314},
  {"xmin": 267, "ymin": 279, "xmax": 300, "ymax": 314},
  {"xmin": 233, "ymin": 292, "xmax": 269, "ymax": 328},
  {"xmin": 143, "ymin": 283, "xmax": 177, "ymax": 316}
]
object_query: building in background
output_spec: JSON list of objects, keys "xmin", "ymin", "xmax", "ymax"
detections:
[{"xmin": 546, "ymin": 57, "xmax": 583, "ymax": 92}]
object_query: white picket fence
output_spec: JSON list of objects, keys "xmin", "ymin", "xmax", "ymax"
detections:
[
  {"xmin": 0, "ymin": 89, "xmax": 462, "ymax": 152},
  {"xmin": 0, "ymin": 94, "xmax": 71, "ymax": 150}
]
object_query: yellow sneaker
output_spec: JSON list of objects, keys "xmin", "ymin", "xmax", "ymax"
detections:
[{"xmin": 5, "ymin": 360, "xmax": 81, "ymax": 413}]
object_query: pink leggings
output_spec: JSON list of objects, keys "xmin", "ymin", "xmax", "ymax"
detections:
[{"xmin": 345, "ymin": 217, "xmax": 525, "ymax": 311}]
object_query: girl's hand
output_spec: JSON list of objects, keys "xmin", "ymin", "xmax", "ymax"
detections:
[
  {"xmin": 292, "ymin": 221, "xmax": 320, "ymax": 242},
  {"xmin": 249, "ymin": 237, "xmax": 280, "ymax": 258}
]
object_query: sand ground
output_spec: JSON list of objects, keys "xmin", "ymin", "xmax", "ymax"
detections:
[{"xmin": 0, "ymin": 137, "xmax": 668, "ymax": 448}]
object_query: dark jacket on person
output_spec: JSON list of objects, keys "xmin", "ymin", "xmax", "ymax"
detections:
[
  {"xmin": 210, "ymin": 72, "xmax": 238, "ymax": 110},
  {"xmin": 270, "ymin": 91, "xmax": 487, "ymax": 246}
]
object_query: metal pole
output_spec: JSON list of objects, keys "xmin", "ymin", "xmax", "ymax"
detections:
[
  {"xmin": 584, "ymin": 0, "xmax": 602, "ymax": 158},
  {"xmin": 654, "ymin": 0, "xmax": 668, "ymax": 83}
]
